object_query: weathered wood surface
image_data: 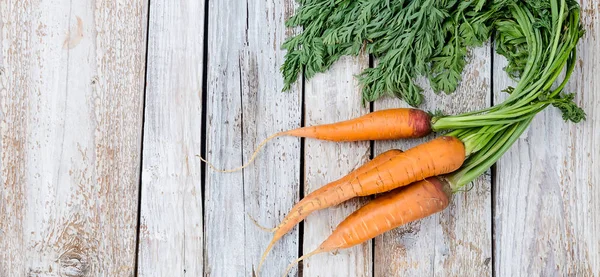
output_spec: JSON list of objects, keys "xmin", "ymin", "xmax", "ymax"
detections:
[
  {"xmin": 303, "ymin": 55, "xmax": 372, "ymax": 277},
  {"xmin": 137, "ymin": 0, "xmax": 204, "ymax": 276},
  {"xmin": 373, "ymin": 46, "xmax": 493, "ymax": 276},
  {"xmin": 2, "ymin": 1, "xmax": 600, "ymax": 276},
  {"xmin": 0, "ymin": 0, "xmax": 148, "ymax": 276},
  {"xmin": 493, "ymin": 2, "xmax": 600, "ymax": 275},
  {"xmin": 204, "ymin": 0, "xmax": 301, "ymax": 276}
]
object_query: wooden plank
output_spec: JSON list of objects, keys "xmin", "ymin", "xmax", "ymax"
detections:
[
  {"xmin": 373, "ymin": 46, "xmax": 492, "ymax": 276},
  {"xmin": 302, "ymin": 55, "xmax": 372, "ymax": 277},
  {"xmin": 204, "ymin": 0, "xmax": 301, "ymax": 276},
  {"xmin": 493, "ymin": 2, "xmax": 600, "ymax": 275},
  {"xmin": 0, "ymin": 0, "xmax": 147, "ymax": 276},
  {"xmin": 137, "ymin": 0, "xmax": 204, "ymax": 276}
]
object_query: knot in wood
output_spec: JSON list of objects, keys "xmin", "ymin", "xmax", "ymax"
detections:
[{"xmin": 59, "ymin": 250, "xmax": 89, "ymax": 277}]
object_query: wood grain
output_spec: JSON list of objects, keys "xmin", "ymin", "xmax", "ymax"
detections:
[
  {"xmin": 373, "ymin": 46, "xmax": 492, "ymax": 276},
  {"xmin": 302, "ymin": 55, "xmax": 372, "ymax": 277},
  {"xmin": 493, "ymin": 2, "xmax": 600, "ymax": 275},
  {"xmin": 204, "ymin": 0, "xmax": 301, "ymax": 276},
  {"xmin": 137, "ymin": 0, "xmax": 204, "ymax": 276},
  {"xmin": 0, "ymin": 0, "xmax": 148, "ymax": 276},
  {"xmin": 2, "ymin": 1, "xmax": 599, "ymax": 276}
]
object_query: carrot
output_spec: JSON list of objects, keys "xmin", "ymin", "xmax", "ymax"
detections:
[
  {"xmin": 256, "ymin": 149, "xmax": 404, "ymax": 272},
  {"xmin": 283, "ymin": 177, "xmax": 451, "ymax": 276},
  {"xmin": 341, "ymin": 136, "xmax": 463, "ymax": 195},
  {"xmin": 257, "ymin": 136, "xmax": 464, "ymax": 273},
  {"xmin": 198, "ymin": 108, "xmax": 431, "ymax": 173},
  {"xmin": 284, "ymin": 108, "xmax": 431, "ymax": 141}
]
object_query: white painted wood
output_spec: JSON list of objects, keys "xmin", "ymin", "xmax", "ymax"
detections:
[
  {"xmin": 137, "ymin": 0, "xmax": 204, "ymax": 276},
  {"xmin": 2, "ymin": 2, "xmax": 598, "ymax": 276},
  {"xmin": 204, "ymin": 0, "xmax": 301, "ymax": 276},
  {"xmin": 493, "ymin": 2, "xmax": 600, "ymax": 275},
  {"xmin": 373, "ymin": 46, "xmax": 492, "ymax": 276},
  {"xmin": 302, "ymin": 55, "xmax": 372, "ymax": 277},
  {"xmin": 0, "ymin": 0, "xmax": 147, "ymax": 276}
]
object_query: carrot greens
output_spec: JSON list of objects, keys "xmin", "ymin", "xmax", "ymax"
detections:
[
  {"xmin": 281, "ymin": 0, "xmax": 499, "ymax": 106},
  {"xmin": 433, "ymin": 0, "xmax": 585, "ymax": 190},
  {"xmin": 281, "ymin": 0, "xmax": 585, "ymax": 190}
]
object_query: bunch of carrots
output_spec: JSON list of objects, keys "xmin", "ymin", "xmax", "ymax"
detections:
[{"xmin": 201, "ymin": 0, "xmax": 586, "ymax": 276}]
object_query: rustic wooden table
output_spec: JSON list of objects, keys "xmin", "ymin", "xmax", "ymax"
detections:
[{"xmin": 1, "ymin": 1, "xmax": 598, "ymax": 276}]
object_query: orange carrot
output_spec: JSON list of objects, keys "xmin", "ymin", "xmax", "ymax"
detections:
[
  {"xmin": 199, "ymin": 108, "xmax": 431, "ymax": 173},
  {"xmin": 342, "ymin": 136, "xmax": 463, "ymax": 195},
  {"xmin": 283, "ymin": 177, "xmax": 451, "ymax": 276},
  {"xmin": 284, "ymin": 108, "xmax": 431, "ymax": 141},
  {"xmin": 257, "ymin": 136, "xmax": 464, "ymax": 273},
  {"xmin": 256, "ymin": 149, "xmax": 404, "ymax": 271}
]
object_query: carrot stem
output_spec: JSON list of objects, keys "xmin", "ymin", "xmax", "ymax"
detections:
[{"xmin": 447, "ymin": 118, "xmax": 532, "ymax": 191}]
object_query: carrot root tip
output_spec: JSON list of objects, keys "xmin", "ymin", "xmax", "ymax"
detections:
[
  {"xmin": 196, "ymin": 132, "xmax": 284, "ymax": 173},
  {"xmin": 257, "ymin": 239, "xmax": 278, "ymax": 276},
  {"xmin": 282, "ymin": 249, "xmax": 324, "ymax": 277},
  {"xmin": 247, "ymin": 213, "xmax": 276, "ymax": 233}
]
